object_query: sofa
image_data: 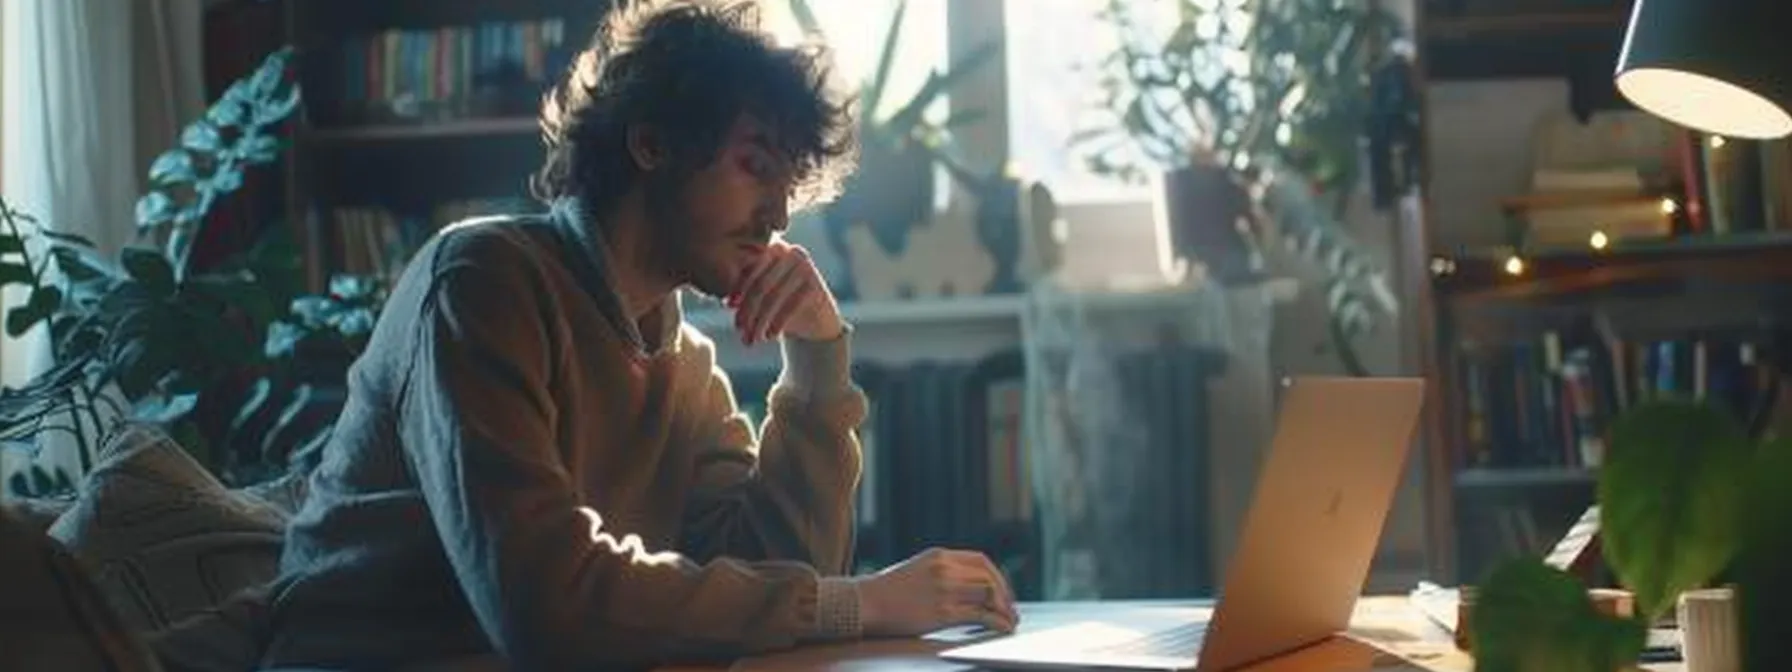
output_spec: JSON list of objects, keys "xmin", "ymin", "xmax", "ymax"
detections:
[{"xmin": 0, "ymin": 423, "xmax": 312, "ymax": 671}]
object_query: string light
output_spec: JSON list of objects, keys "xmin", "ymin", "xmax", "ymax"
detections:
[
  {"xmin": 1504, "ymin": 255, "xmax": 1525, "ymax": 276},
  {"xmin": 1589, "ymin": 231, "xmax": 1610, "ymax": 250}
]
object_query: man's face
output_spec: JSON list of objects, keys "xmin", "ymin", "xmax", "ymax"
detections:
[{"xmin": 646, "ymin": 117, "xmax": 792, "ymax": 299}]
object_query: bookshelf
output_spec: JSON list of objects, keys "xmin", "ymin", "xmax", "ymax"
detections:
[
  {"xmin": 277, "ymin": 0, "xmax": 609, "ymax": 290},
  {"xmin": 1424, "ymin": 125, "xmax": 1792, "ymax": 582}
]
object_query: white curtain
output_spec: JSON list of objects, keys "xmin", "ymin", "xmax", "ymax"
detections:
[{"xmin": 0, "ymin": 0, "xmax": 208, "ymax": 480}]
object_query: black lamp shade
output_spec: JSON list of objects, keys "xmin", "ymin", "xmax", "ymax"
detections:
[{"xmin": 1615, "ymin": 0, "xmax": 1792, "ymax": 139}]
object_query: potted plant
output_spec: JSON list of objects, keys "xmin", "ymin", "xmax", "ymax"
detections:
[
  {"xmin": 783, "ymin": 0, "xmax": 1000, "ymax": 300},
  {"xmin": 1470, "ymin": 391, "xmax": 1792, "ymax": 671},
  {"xmin": 0, "ymin": 47, "xmax": 328, "ymax": 494},
  {"xmin": 1072, "ymin": 0, "xmax": 1413, "ymax": 375}
]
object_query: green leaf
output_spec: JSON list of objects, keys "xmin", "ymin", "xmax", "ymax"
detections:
[
  {"xmin": 235, "ymin": 133, "xmax": 281, "ymax": 163},
  {"xmin": 132, "ymin": 390, "xmax": 199, "ymax": 424},
  {"xmin": 1471, "ymin": 558, "xmax": 1648, "ymax": 672},
  {"xmin": 205, "ymin": 98, "xmax": 247, "ymax": 127},
  {"xmin": 40, "ymin": 229, "xmax": 96, "ymax": 249},
  {"xmin": 264, "ymin": 383, "xmax": 315, "ymax": 461},
  {"xmin": 227, "ymin": 376, "xmax": 275, "ymax": 448},
  {"xmin": 147, "ymin": 149, "xmax": 197, "ymax": 185},
  {"xmin": 249, "ymin": 51, "xmax": 288, "ymax": 97},
  {"xmin": 135, "ymin": 191, "xmax": 176, "ymax": 229},
  {"xmin": 181, "ymin": 121, "xmax": 223, "ymax": 153},
  {"xmin": 253, "ymin": 86, "xmax": 302, "ymax": 129},
  {"xmin": 51, "ymin": 244, "xmax": 117, "ymax": 284},
  {"xmin": 119, "ymin": 247, "xmax": 176, "ymax": 294},
  {"xmin": 6, "ymin": 284, "xmax": 67, "ymax": 338},
  {"xmin": 1599, "ymin": 397, "xmax": 1752, "ymax": 622},
  {"xmin": 0, "ymin": 261, "xmax": 32, "ymax": 288},
  {"xmin": 5, "ymin": 302, "xmax": 46, "ymax": 337}
]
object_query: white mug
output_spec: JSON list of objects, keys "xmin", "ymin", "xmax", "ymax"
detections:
[{"xmin": 1678, "ymin": 587, "xmax": 1740, "ymax": 672}]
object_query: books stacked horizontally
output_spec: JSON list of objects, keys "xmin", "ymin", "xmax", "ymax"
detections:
[{"xmin": 1498, "ymin": 165, "xmax": 1676, "ymax": 250}]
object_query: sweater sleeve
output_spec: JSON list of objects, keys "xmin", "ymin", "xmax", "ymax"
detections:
[
  {"xmin": 397, "ymin": 248, "xmax": 836, "ymax": 670},
  {"xmin": 677, "ymin": 327, "xmax": 869, "ymax": 639}
]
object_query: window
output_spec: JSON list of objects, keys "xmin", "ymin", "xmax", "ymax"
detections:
[
  {"xmin": 763, "ymin": 0, "xmax": 948, "ymax": 123},
  {"xmin": 1004, "ymin": 0, "xmax": 1163, "ymax": 204}
]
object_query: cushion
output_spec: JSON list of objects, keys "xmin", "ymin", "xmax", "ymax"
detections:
[
  {"xmin": 47, "ymin": 423, "xmax": 290, "ymax": 634},
  {"xmin": 0, "ymin": 492, "xmax": 78, "ymax": 534},
  {"xmin": 0, "ymin": 503, "xmax": 161, "ymax": 672}
]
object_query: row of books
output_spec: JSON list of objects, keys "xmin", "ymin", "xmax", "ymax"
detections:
[
  {"xmin": 326, "ymin": 198, "xmax": 534, "ymax": 280},
  {"xmin": 1498, "ymin": 120, "xmax": 1792, "ymax": 251},
  {"xmin": 329, "ymin": 19, "xmax": 573, "ymax": 121},
  {"xmin": 1456, "ymin": 330, "xmax": 1773, "ymax": 470},
  {"xmin": 722, "ymin": 346, "xmax": 1227, "ymax": 599}
]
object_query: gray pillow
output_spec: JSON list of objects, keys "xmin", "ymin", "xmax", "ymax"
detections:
[
  {"xmin": 47, "ymin": 424, "xmax": 288, "ymax": 633},
  {"xmin": 0, "ymin": 501, "xmax": 162, "ymax": 672}
]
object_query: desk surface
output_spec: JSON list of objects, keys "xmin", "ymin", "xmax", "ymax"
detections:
[{"xmin": 662, "ymin": 596, "xmax": 1685, "ymax": 672}]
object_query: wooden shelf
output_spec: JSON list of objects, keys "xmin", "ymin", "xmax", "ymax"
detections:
[
  {"xmin": 1434, "ymin": 232, "xmax": 1792, "ymax": 303},
  {"xmin": 303, "ymin": 117, "xmax": 539, "ymax": 143},
  {"xmin": 1456, "ymin": 466, "xmax": 1596, "ymax": 489}
]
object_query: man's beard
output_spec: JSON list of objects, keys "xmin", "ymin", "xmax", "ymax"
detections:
[{"xmin": 642, "ymin": 170, "xmax": 729, "ymax": 299}]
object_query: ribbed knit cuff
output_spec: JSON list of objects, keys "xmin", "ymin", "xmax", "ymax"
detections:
[
  {"xmin": 809, "ymin": 577, "xmax": 863, "ymax": 641},
  {"xmin": 778, "ymin": 325, "xmax": 854, "ymax": 403}
]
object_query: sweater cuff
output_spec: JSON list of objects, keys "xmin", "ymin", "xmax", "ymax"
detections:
[
  {"xmin": 778, "ymin": 325, "xmax": 854, "ymax": 402},
  {"xmin": 808, "ymin": 577, "xmax": 863, "ymax": 641}
]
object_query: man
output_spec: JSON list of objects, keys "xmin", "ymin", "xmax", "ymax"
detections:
[{"xmin": 257, "ymin": 1, "xmax": 1019, "ymax": 670}]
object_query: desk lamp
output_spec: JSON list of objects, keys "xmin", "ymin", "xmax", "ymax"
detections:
[{"xmin": 1614, "ymin": 0, "xmax": 1792, "ymax": 139}]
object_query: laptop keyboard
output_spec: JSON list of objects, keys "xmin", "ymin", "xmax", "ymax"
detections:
[{"xmin": 1084, "ymin": 622, "xmax": 1208, "ymax": 657}]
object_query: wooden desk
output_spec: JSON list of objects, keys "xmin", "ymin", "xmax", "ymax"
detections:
[{"xmin": 662, "ymin": 596, "xmax": 1685, "ymax": 672}]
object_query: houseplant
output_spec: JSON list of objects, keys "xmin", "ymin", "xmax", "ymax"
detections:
[
  {"xmin": 1470, "ymin": 393, "xmax": 1792, "ymax": 671},
  {"xmin": 1073, "ymin": 0, "xmax": 1411, "ymax": 375},
  {"xmin": 0, "ymin": 46, "xmax": 324, "ymax": 494},
  {"xmin": 783, "ymin": 0, "xmax": 1000, "ymax": 300}
]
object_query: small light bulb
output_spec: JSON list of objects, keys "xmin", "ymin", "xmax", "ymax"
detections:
[
  {"xmin": 1429, "ymin": 257, "xmax": 1456, "ymax": 276},
  {"xmin": 1504, "ymin": 256, "xmax": 1525, "ymax": 276},
  {"xmin": 1589, "ymin": 231, "xmax": 1609, "ymax": 249},
  {"xmin": 1660, "ymin": 198, "xmax": 1678, "ymax": 215},
  {"xmin": 1709, "ymin": 135, "xmax": 1727, "ymax": 149}
]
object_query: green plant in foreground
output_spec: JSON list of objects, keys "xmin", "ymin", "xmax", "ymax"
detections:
[
  {"xmin": 1471, "ymin": 396, "xmax": 1792, "ymax": 671},
  {"xmin": 0, "ymin": 47, "xmax": 302, "ymax": 490}
]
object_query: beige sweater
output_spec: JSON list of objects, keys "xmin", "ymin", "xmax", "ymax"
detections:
[{"xmin": 259, "ymin": 205, "xmax": 868, "ymax": 670}]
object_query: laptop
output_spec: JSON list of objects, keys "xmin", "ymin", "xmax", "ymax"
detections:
[{"xmin": 938, "ymin": 376, "xmax": 1426, "ymax": 671}]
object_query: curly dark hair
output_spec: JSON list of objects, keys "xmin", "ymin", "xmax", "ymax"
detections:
[{"xmin": 531, "ymin": 0, "xmax": 857, "ymax": 219}]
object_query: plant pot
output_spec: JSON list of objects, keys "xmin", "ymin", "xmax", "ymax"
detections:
[
  {"xmin": 1157, "ymin": 164, "xmax": 1262, "ymax": 286},
  {"xmin": 823, "ymin": 138, "xmax": 936, "ymax": 300}
]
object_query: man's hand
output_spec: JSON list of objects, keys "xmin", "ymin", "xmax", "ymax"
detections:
[
  {"xmin": 727, "ymin": 240, "xmax": 843, "ymax": 346},
  {"xmin": 854, "ymin": 547, "xmax": 1020, "ymax": 638}
]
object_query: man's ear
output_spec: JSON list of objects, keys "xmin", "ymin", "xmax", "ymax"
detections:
[{"xmin": 626, "ymin": 125, "xmax": 667, "ymax": 171}]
